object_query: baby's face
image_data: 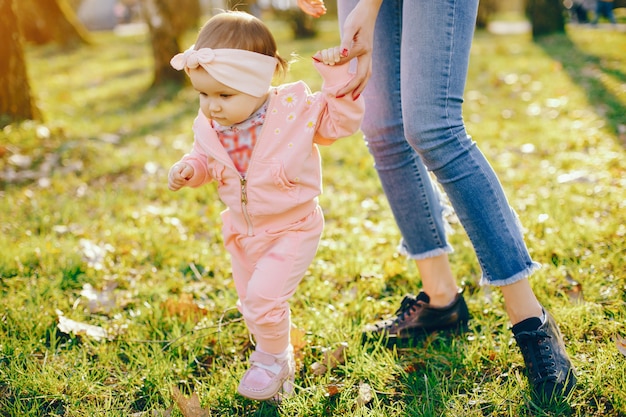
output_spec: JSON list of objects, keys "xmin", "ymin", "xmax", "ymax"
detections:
[{"xmin": 189, "ymin": 67, "xmax": 267, "ymax": 126}]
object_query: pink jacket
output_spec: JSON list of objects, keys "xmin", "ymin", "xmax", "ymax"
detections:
[{"xmin": 179, "ymin": 61, "xmax": 365, "ymax": 236}]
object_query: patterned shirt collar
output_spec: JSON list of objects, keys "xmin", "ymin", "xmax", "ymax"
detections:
[{"xmin": 211, "ymin": 98, "xmax": 269, "ymax": 134}]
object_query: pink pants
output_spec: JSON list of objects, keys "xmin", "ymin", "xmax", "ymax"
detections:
[{"xmin": 223, "ymin": 206, "xmax": 324, "ymax": 354}]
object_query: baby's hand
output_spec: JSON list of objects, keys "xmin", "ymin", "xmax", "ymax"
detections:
[
  {"xmin": 313, "ymin": 46, "xmax": 343, "ymax": 66},
  {"xmin": 168, "ymin": 162, "xmax": 194, "ymax": 191}
]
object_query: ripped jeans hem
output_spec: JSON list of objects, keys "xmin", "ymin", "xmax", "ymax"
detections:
[{"xmin": 480, "ymin": 261, "xmax": 542, "ymax": 287}]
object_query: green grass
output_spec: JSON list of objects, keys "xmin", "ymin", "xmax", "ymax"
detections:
[{"xmin": 1, "ymin": 18, "xmax": 625, "ymax": 416}]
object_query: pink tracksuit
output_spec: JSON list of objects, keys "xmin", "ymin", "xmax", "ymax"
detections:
[{"xmin": 177, "ymin": 61, "xmax": 364, "ymax": 353}]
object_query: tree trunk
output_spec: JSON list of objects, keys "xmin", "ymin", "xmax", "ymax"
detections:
[
  {"xmin": 476, "ymin": 0, "xmax": 499, "ymax": 29},
  {"xmin": 141, "ymin": 0, "xmax": 200, "ymax": 86},
  {"xmin": 526, "ymin": 0, "xmax": 566, "ymax": 39},
  {"xmin": 16, "ymin": 0, "xmax": 90, "ymax": 46},
  {"xmin": 0, "ymin": 0, "xmax": 40, "ymax": 126}
]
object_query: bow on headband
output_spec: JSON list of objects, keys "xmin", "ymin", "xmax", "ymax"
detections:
[{"xmin": 170, "ymin": 47, "xmax": 278, "ymax": 97}]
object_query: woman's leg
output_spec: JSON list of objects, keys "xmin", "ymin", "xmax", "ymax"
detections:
[
  {"xmin": 401, "ymin": 0, "xmax": 574, "ymax": 400},
  {"xmin": 401, "ymin": 0, "xmax": 540, "ymax": 294},
  {"xmin": 605, "ymin": 2, "xmax": 617, "ymax": 24},
  {"xmin": 338, "ymin": 0, "xmax": 459, "ymax": 307}
]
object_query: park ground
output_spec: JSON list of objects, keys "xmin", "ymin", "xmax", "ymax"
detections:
[{"xmin": 1, "ymin": 17, "xmax": 625, "ymax": 417}]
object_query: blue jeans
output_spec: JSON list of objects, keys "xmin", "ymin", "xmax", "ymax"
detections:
[
  {"xmin": 338, "ymin": 0, "xmax": 540, "ymax": 286},
  {"xmin": 593, "ymin": 1, "xmax": 616, "ymax": 24}
]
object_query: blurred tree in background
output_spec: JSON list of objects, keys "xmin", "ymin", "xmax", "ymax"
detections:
[
  {"xmin": 271, "ymin": 1, "xmax": 318, "ymax": 38},
  {"xmin": 16, "ymin": 0, "xmax": 90, "ymax": 46},
  {"xmin": 1, "ymin": 0, "xmax": 88, "ymax": 126},
  {"xmin": 526, "ymin": 0, "xmax": 566, "ymax": 38},
  {"xmin": 0, "ymin": 0, "xmax": 40, "ymax": 127},
  {"xmin": 140, "ymin": 0, "xmax": 201, "ymax": 86},
  {"xmin": 0, "ymin": 0, "xmax": 581, "ymax": 126},
  {"xmin": 477, "ymin": 0, "xmax": 499, "ymax": 28}
]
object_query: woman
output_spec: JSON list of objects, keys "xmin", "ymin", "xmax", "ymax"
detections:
[{"xmin": 298, "ymin": 0, "xmax": 576, "ymax": 403}]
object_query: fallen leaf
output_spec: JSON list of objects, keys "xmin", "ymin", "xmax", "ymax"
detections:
[
  {"xmin": 311, "ymin": 342, "xmax": 347, "ymax": 376},
  {"xmin": 325, "ymin": 384, "xmax": 342, "ymax": 397},
  {"xmin": 8, "ymin": 153, "xmax": 32, "ymax": 168},
  {"xmin": 81, "ymin": 283, "xmax": 117, "ymax": 314},
  {"xmin": 162, "ymin": 294, "xmax": 208, "ymax": 321},
  {"xmin": 171, "ymin": 386, "xmax": 209, "ymax": 417},
  {"xmin": 290, "ymin": 325, "xmax": 307, "ymax": 365},
  {"xmin": 564, "ymin": 272, "xmax": 584, "ymax": 303},
  {"xmin": 402, "ymin": 364, "xmax": 414, "ymax": 373},
  {"xmin": 79, "ymin": 239, "xmax": 114, "ymax": 270},
  {"xmin": 131, "ymin": 409, "xmax": 173, "ymax": 417},
  {"xmin": 557, "ymin": 170, "xmax": 594, "ymax": 184},
  {"xmin": 98, "ymin": 132, "xmax": 121, "ymax": 144},
  {"xmin": 56, "ymin": 310, "xmax": 109, "ymax": 341},
  {"xmin": 616, "ymin": 336, "xmax": 626, "ymax": 357},
  {"xmin": 356, "ymin": 382, "xmax": 373, "ymax": 406}
]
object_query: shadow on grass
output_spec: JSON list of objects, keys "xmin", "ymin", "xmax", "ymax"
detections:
[
  {"xmin": 0, "ymin": 80, "xmax": 196, "ymax": 190},
  {"xmin": 535, "ymin": 32, "xmax": 626, "ymax": 149},
  {"xmin": 125, "ymin": 81, "xmax": 198, "ymax": 135},
  {"xmin": 91, "ymin": 79, "xmax": 197, "ymax": 137}
]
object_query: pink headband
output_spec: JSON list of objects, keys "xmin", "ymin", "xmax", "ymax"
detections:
[{"xmin": 170, "ymin": 47, "xmax": 277, "ymax": 97}]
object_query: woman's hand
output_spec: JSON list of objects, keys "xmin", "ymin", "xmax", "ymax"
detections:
[
  {"xmin": 296, "ymin": 0, "xmax": 327, "ymax": 18},
  {"xmin": 168, "ymin": 162, "xmax": 194, "ymax": 191},
  {"xmin": 299, "ymin": 0, "xmax": 382, "ymax": 99},
  {"xmin": 336, "ymin": 0, "xmax": 382, "ymax": 99}
]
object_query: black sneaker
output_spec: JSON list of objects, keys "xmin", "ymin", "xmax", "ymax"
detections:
[
  {"xmin": 363, "ymin": 289, "xmax": 470, "ymax": 343},
  {"xmin": 513, "ymin": 310, "xmax": 576, "ymax": 402}
]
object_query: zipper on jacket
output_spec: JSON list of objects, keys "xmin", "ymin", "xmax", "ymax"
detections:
[
  {"xmin": 240, "ymin": 177, "xmax": 254, "ymax": 236},
  {"xmin": 213, "ymin": 93, "xmax": 274, "ymax": 238}
]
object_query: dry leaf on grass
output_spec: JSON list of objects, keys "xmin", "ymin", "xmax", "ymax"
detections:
[
  {"xmin": 616, "ymin": 336, "xmax": 626, "ymax": 357},
  {"xmin": 81, "ymin": 282, "xmax": 118, "ymax": 314},
  {"xmin": 290, "ymin": 326, "xmax": 307, "ymax": 351},
  {"xmin": 161, "ymin": 293, "xmax": 208, "ymax": 321},
  {"xmin": 290, "ymin": 325, "xmax": 307, "ymax": 364},
  {"xmin": 79, "ymin": 238, "xmax": 114, "ymax": 270},
  {"xmin": 356, "ymin": 382, "xmax": 373, "ymax": 406},
  {"xmin": 311, "ymin": 342, "xmax": 347, "ymax": 376},
  {"xmin": 564, "ymin": 272, "xmax": 584, "ymax": 303},
  {"xmin": 56, "ymin": 310, "xmax": 109, "ymax": 341},
  {"xmin": 171, "ymin": 386, "xmax": 210, "ymax": 417},
  {"xmin": 131, "ymin": 409, "xmax": 173, "ymax": 417},
  {"xmin": 325, "ymin": 383, "xmax": 343, "ymax": 397}
]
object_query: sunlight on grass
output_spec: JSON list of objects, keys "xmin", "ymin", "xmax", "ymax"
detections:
[{"xmin": 1, "ymin": 15, "xmax": 625, "ymax": 417}]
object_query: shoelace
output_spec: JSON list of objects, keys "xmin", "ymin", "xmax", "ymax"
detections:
[
  {"xmin": 372, "ymin": 294, "xmax": 427, "ymax": 331},
  {"xmin": 517, "ymin": 330, "xmax": 558, "ymax": 384},
  {"xmin": 388, "ymin": 295, "xmax": 421, "ymax": 326}
]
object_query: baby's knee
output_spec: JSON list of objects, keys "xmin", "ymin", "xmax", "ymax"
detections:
[{"xmin": 243, "ymin": 299, "xmax": 289, "ymax": 326}]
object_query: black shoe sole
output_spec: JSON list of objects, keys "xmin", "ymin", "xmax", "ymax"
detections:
[{"xmin": 362, "ymin": 320, "xmax": 470, "ymax": 348}]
